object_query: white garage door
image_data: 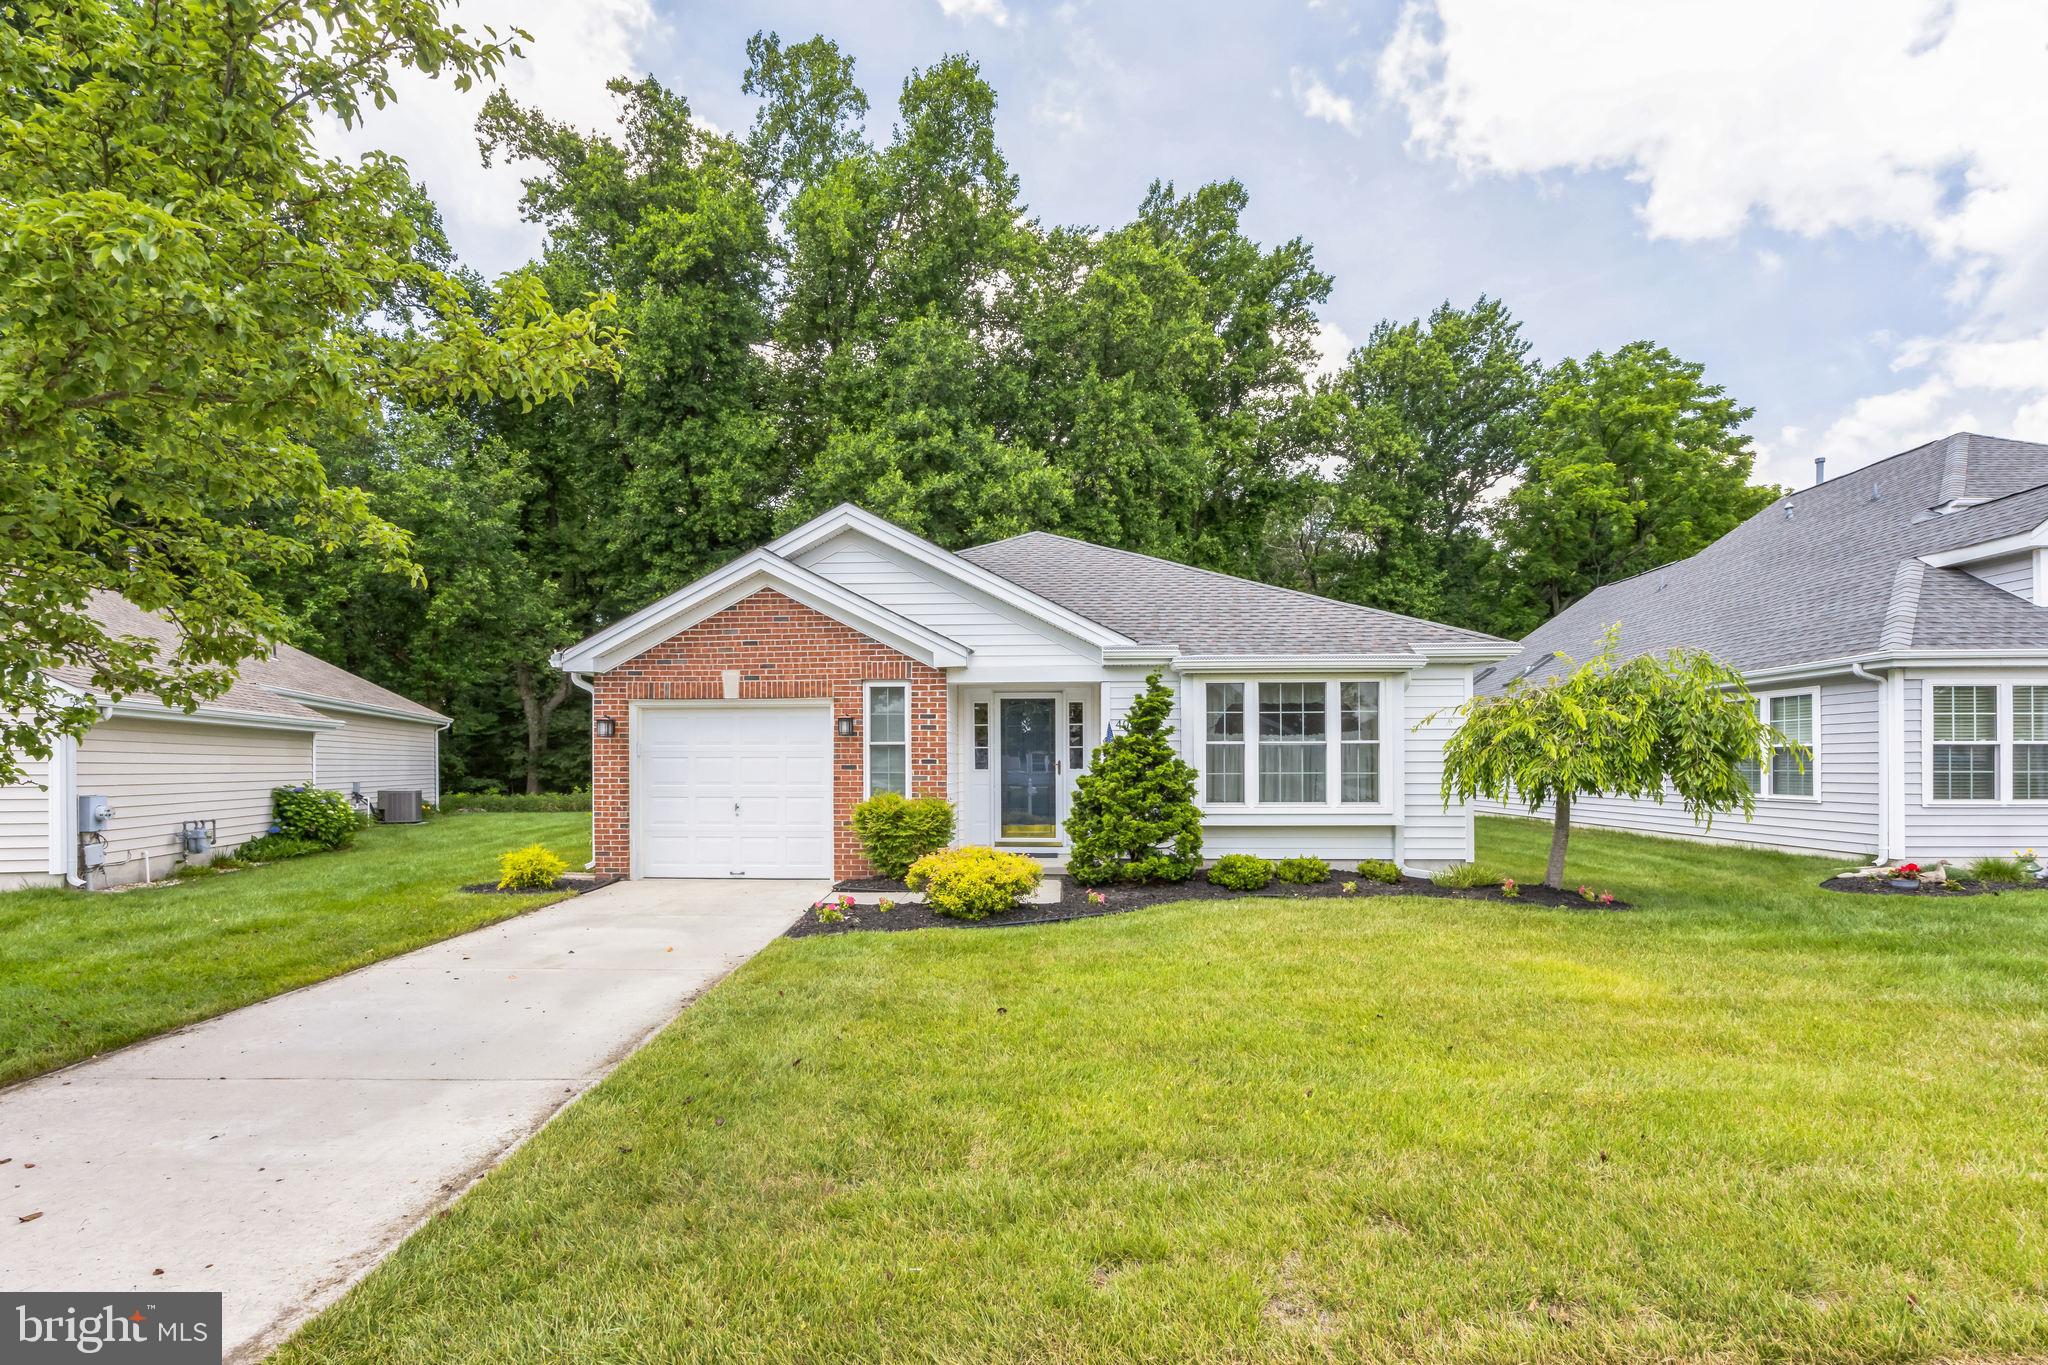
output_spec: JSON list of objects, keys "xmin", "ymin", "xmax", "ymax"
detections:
[{"xmin": 634, "ymin": 704, "xmax": 833, "ymax": 878}]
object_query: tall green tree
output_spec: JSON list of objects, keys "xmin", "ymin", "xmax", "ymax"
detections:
[
  {"xmin": 0, "ymin": 0, "xmax": 619, "ymax": 784},
  {"xmin": 272, "ymin": 409, "xmax": 568, "ymax": 792},
  {"xmin": 475, "ymin": 74, "xmax": 779, "ymax": 769},
  {"xmin": 1296, "ymin": 297, "xmax": 1538, "ymax": 625},
  {"xmin": 1497, "ymin": 342, "xmax": 1777, "ymax": 630}
]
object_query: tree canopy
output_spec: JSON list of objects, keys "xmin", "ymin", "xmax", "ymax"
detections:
[
  {"xmin": 6, "ymin": 14, "xmax": 1786, "ymax": 796},
  {"xmin": 0, "ymin": 0, "xmax": 619, "ymax": 784}
]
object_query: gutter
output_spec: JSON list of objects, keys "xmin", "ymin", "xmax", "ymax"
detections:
[
  {"xmin": 270, "ymin": 689, "xmax": 452, "ymax": 730},
  {"xmin": 1847, "ymin": 660, "xmax": 1891, "ymax": 865}
]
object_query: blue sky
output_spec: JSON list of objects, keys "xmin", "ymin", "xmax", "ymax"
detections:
[{"xmin": 332, "ymin": 0, "xmax": 2048, "ymax": 490}]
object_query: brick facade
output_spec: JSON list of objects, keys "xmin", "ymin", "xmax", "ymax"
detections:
[{"xmin": 588, "ymin": 589, "xmax": 949, "ymax": 880}]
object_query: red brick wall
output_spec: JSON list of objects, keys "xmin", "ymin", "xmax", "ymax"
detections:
[{"xmin": 588, "ymin": 589, "xmax": 949, "ymax": 880}]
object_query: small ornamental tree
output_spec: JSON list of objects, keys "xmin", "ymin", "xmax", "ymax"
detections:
[
  {"xmin": 1065, "ymin": 671, "xmax": 1203, "ymax": 883},
  {"xmin": 1438, "ymin": 628, "xmax": 1795, "ymax": 888}
]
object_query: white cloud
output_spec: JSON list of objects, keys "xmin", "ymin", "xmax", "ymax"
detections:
[
  {"xmin": 1290, "ymin": 68, "xmax": 1361, "ymax": 135},
  {"xmin": 1311, "ymin": 319, "xmax": 1356, "ymax": 378},
  {"xmin": 939, "ymin": 0, "xmax": 1011, "ymax": 26},
  {"xmin": 1376, "ymin": 0, "xmax": 2048, "ymax": 474},
  {"xmin": 318, "ymin": 0, "xmax": 658, "ymax": 279}
]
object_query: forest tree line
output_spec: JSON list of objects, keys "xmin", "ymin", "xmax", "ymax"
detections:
[{"xmin": 257, "ymin": 33, "xmax": 1777, "ymax": 793}]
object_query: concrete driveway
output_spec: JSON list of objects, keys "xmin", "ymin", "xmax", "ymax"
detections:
[{"xmin": 0, "ymin": 877, "xmax": 818, "ymax": 1361}]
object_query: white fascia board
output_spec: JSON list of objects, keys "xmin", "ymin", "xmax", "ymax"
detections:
[
  {"xmin": 769, "ymin": 504, "xmax": 1138, "ymax": 650},
  {"xmin": 1101, "ymin": 647, "xmax": 1179, "ymax": 668},
  {"xmin": 1171, "ymin": 653, "xmax": 1428, "ymax": 674},
  {"xmin": 273, "ymin": 691, "xmax": 452, "ymax": 730},
  {"xmin": 1740, "ymin": 649, "xmax": 2048, "ymax": 688},
  {"xmin": 1919, "ymin": 518, "xmax": 2048, "ymax": 567},
  {"xmin": 557, "ymin": 550, "xmax": 971, "ymax": 673},
  {"xmin": 1412, "ymin": 643, "xmax": 1520, "ymax": 664},
  {"xmin": 103, "ymin": 698, "xmax": 344, "ymax": 733}
]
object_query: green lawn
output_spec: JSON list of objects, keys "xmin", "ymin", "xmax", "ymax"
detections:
[
  {"xmin": 0, "ymin": 812, "xmax": 590, "ymax": 1085},
  {"xmin": 277, "ymin": 817, "xmax": 2048, "ymax": 1363}
]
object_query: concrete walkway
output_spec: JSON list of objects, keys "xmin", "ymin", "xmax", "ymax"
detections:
[{"xmin": 0, "ymin": 878, "xmax": 817, "ymax": 1361}]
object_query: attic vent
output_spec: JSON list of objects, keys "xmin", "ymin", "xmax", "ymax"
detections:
[
  {"xmin": 1870, "ymin": 483, "xmax": 1882, "ymax": 503},
  {"xmin": 1784, "ymin": 501, "xmax": 1795, "ymax": 520}
]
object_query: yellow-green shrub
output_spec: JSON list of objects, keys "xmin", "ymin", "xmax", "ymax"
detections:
[
  {"xmin": 851, "ymin": 792, "xmax": 956, "ymax": 880},
  {"xmin": 497, "ymin": 844, "xmax": 569, "ymax": 891},
  {"xmin": 905, "ymin": 846, "xmax": 1042, "ymax": 920}
]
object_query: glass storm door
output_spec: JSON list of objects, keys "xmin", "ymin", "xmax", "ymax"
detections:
[{"xmin": 1000, "ymin": 698, "xmax": 1058, "ymax": 839}]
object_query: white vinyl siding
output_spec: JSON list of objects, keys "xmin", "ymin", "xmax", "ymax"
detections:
[
  {"xmin": 0, "ymin": 749, "xmax": 52, "ymax": 878},
  {"xmin": 310, "ymin": 709, "xmax": 441, "ymax": 805},
  {"xmin": 1400, "ymin": 665, "xmax": 1474, "ymax": 868},
  {"xmin": 1964, "ymin": 551, "xmax": 2035, "ymax": 599},
  {"xmin": 1477, "ymin": 676, "xmax": 1880, "ymax": 857},
  {"xmin": 1198, "ymin": 824, "xmax": 1397, "ymax": 862},
  {"xmin": 792, "ymin": 533, "xmax": 1099, "ymax": 673},
  {"xmin": 76, "ymin": 718, "xmax": 314, "ymax": 882}
]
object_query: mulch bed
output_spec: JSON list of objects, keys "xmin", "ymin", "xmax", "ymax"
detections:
[
  {"xmin": 459, "ymin": 874, "xmax": 617, "ymax": 896},
  {"xmin": 788, "ymin": 871, "xmax": 1632, "ymax": 938},
  {"xmin": 1820, "ymin": 875, "xmax": 2042, "ymax": 898}
]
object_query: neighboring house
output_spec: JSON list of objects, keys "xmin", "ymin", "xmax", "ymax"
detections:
[
  {"xmin": 1478, "ymin": 432, "xmax": 2048, "ymax": 862},
  {"xmin": 1, "ymin": 593, "xmax": 448, "ymax": 890},
  {"xmin": 550, "ymin": 504, "xmax": 1517, "ymax": 882}
]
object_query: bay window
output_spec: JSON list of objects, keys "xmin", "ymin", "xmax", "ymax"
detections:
[
  {"xmin": 1205, "ymin": 683, "xmax": 1245, "ymax": 804},
  {"xmin": 1202, "ymin": 679, "xmax": 1384, "ymax": 808}
]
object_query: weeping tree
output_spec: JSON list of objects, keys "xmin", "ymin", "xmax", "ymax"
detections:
[{"xmin": 1438, "ymin": 628, "xmax": 1794, "ymax": 888}]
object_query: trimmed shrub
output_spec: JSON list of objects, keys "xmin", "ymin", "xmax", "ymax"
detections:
[
  {"xmin": 1064, "ymin": 671, "xmax": 1202, "ymax": 883},
  {"xmin": 906, "ymin": 846, "xmax": 1042, "ymax": 921},
  {"xmin": 1207, "ymin": 854, "xmax": 1275, "ymax": 891},
  {"xmin": 1356, "ymin": 859, "xmax": 1402, "ymax": 885},
  {"xmin": 850, "ymin": 792, "xmax": 956, "ymax": 880},
  {"xmin": 444, "ymin": 791, "xmax": 592, "ymax": 813},
  {"xmin": 1276, "ymin": 855, "xmax": 1330, "ymax": 885},
  {"xmin": 1430, "ymin": 862, "xmax": 1497, "ymax": 889},
  {"xmin": 236, "ymin": 833, "xmax": 324, "ymax": 863},
  {"xmin": 272, "ymin": 785, "xmax": 358, "ymax": 848},
  {"xmin": 498, "ymin": 844, "xmax": 569, "ymax": 890}
]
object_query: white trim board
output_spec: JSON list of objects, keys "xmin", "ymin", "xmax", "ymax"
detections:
[
  {"xmin": 552, "ymin": 549, "xmax": 972, "ymax": 673},
  {"xmin": 768, "ymin": 504, "xmax": 1137, "ymax": 651}
]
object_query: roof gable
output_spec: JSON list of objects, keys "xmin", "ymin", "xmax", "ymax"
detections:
[
  {"xmin": 550, "ymin": 548, "xmax": 972, "ymax": 673},
  {"xmin": 1483, "ymin": 432, "xmax": 2048, "ymax": 689}
]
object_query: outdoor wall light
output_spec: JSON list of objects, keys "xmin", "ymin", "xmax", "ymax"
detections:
[
  {"xmin": 594, "ymin": 717, "xmax": 617, "ymax": 738},
  {"xmin": 836, "ymin": 716, "xmax": 859, "ymax": 737}
]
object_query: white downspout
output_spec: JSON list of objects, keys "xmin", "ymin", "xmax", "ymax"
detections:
[
  {"xmin": 570, "ymin": 672, "xmax": 598, "ymax": 871},
  {"xmin": 1849, "ymin": 660, "xmax": 1890, "ymax": 864}
]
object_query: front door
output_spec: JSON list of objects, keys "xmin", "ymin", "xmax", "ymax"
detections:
[{"xmin": 999, "ymin": 697, "xmax": 1059, "ymax": 840}]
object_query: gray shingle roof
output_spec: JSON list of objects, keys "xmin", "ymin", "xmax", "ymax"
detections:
[
  {"xmin": 1482, "ymin": 432, "xmax": 2048, "ymax": 691},
  {"xmin": 956, "ymin": 532, "xmax": 1510, "ymax": 655},
  {"xmin": 49, "ymin": 592, "xmax": 446, "ymax": 724}
]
